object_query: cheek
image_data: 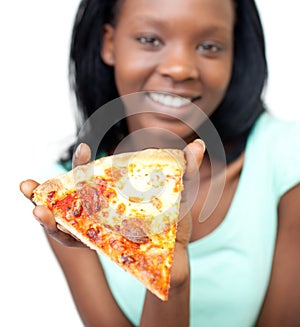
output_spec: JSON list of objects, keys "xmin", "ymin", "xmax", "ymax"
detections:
[
  {"xmin": 113, "ymin": 49, "xmax": 154, "ymax": 95},
  {"xmin": 202, "ymin": 69, "xmax": 231, "ymax": 96},
  {"xmin": 201, "ymin": 60, "xmax": 232, "ymax": 96}
]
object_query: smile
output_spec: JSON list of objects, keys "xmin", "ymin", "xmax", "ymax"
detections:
[{"xmin": 148, "ymin": 92, "xmax": 200, "ymax": 108}]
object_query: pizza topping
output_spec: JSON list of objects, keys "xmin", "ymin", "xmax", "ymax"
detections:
[
  {"xmin": 173, "ymin": 179, "xmax": 184, "ymax": 192},
  {"xmin": 109, "ymin": 239, "xmax": 126, "ymax": 252},
  {"xmin": 150, "ymin": 196, "xmax": 162, "ymax": 210},
  {"xmin": 120, "ymin": 255, "xmax": 135, "ymax": 265},
  {"xmin": 102, "ymin": 188, "xmax": 117, "ymax": 201},
  {"xmin": 96, "ymin": 179, "xmax": 108, "ymax": 194},
  {"xmin": 71, "ymin": 199, "xmax": 83, "ymax": 217},
  {"xmin": 53, "ymin": 193, "xmax": 76, "ymax": 214},
  {"xmin": 47, "ymin": 191, "xmax": 56, "ymax": 199},
  {"xmin": 129, "ymin": 196, "xmax": 143, "ymax": 203},
  {"xmin": 116, "ymin": 203, "xmax": 126, "ymax": 215},
  {"xmin": 120, "ymin": 218, "xmax": 150, "ymax": 244},
  {"xmin": 104, "ymin": 166, "xmax": 128, "ymax": 183},
  {"xmin": 46, "ymin": 191, "xmax": 57, "ymax": 205},
  {"xmin": 77, "ymin": 183, "xmax": 101, "ymax": 215},
  {"xmin": 86, "ymin": 227, "xmax": 100, "ymax": 242},
  {"xmin": 113, "ymin": 166, "xmax": 128, "ymax": 181}
]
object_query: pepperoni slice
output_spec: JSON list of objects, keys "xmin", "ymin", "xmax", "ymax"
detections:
[
  {"xmin": 120, "ymin": 218, "xmax": 150, "ymax": 244},
  {"xmin": 76, "ymin": 182, "xmax": 101, "ymax": 215}
]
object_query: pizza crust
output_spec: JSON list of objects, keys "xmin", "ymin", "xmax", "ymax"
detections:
[{"xmin": 33, "ymin": 149, "xmax": 184, "ymax": 202}]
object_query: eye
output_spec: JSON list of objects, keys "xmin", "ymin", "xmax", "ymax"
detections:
[
  {"xmin": 136, "ymin": 36, "xmax": 162, "ymax": 48},
  {"xmin": 197, "ymin": 42, "xmax": 222, "ymax": 55}
]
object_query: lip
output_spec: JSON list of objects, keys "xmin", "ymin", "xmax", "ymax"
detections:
[
  {"xmin": 143, "ymin": 91, "xmax": 202, "ymax": 120},
  {"xmin": 147, "ymin": 91, "xmax": 202, "ymax": 104}
]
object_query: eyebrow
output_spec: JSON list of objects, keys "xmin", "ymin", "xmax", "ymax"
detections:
[
  {"xmin": 130, "ymin": 15, "xmax": 167, "ymax": 28},
  {"xmin": 130, "ymin": 15, "xmax": 232, "ymax": 34}
]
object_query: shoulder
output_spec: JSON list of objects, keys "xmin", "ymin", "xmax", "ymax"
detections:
[
  {"xmin": 247, "ymin": 112, "xmax": 300, "ymax": 198},
  {"xmin": 249, "ymin": 112, "xmax": 300, "ymax": 144}
]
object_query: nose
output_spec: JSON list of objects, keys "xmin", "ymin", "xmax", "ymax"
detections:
[{"xmin": 156, "ymin": 46, "xmax": 199, "ymax": 82}]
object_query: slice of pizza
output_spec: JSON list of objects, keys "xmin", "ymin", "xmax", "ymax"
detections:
[{"xmin": 32, "ymin": 148, "xmax": 185, "ymax": 301}]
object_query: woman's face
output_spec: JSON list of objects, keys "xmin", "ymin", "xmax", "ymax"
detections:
[{"xmin": 102, "ymin": 0, "xmax": 235, "ymax": 144}]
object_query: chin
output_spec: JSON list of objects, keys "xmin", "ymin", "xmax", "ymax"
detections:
[{"xmin": 127, "ymin": 115, "xmax": 197, "ymax": 148}]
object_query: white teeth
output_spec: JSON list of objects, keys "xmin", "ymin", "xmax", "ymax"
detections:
[{"xmin": 148, "ymin": 93, "xmax": 191, "ymax": 108}]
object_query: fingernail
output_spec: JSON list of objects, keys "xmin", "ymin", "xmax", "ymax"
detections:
[
  {"xmin": 194, "ymin": 139, "xmax": 206, "ymax": 151},
  {"xmin": 75, "ymin": 143, "xmax": 83, "ymax": 158}
]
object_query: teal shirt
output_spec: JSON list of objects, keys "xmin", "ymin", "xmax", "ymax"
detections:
[{"xmin": 52, "ymin": 113, "xmax": 300, "ymax": 327}]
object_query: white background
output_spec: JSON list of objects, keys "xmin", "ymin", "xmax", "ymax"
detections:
[{"xmin": 0, "ymin": 1, "xmax": 299, "ymax": 326}]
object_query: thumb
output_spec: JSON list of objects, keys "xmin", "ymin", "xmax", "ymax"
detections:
[
  {"xmin": 183, "ymin": 139, "xmax": 206, "ymax": 180},
  {"xmin": 178, "ymin": 139, "xmax": 205, "ymax": 221},
  {"xmin": 72, "ymin": 143, "xmax": 92, "ymax": 169}
]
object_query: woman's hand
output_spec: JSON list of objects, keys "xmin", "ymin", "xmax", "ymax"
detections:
[
  {"xmin": 169, "ymin": 139, "xmax": 206, "ymax": 289},
  {"xmin": 20, "ymin": 143, "xmax": 92, "ymax": 247}
]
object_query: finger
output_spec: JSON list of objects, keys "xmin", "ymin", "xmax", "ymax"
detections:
[
  {"xmin": 33, "ymin": 205, "xmax": 86, "ymax": 247},
  {"xmin": 179, "ymin": 139, "xmax": 205, "ymax": 220},
  {"xmin": 176, "ymin": 209, "xmax": 192, "ymax": 246},
  {"xmin": 33, "ymin": 205, "xmax": 58, "ymax": 232},
  {"xmin": 72, "ymin": 143, "xmax": 92, "ymax": 168},
  {"xmin": 183, "ymin": 139, "xmax": 206, "ymax": 180},
  {"xmin": 20, "ymin": 179, "xmax": 40, "ymax": 200}
]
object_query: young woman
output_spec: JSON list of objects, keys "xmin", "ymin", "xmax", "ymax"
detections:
[{"xmin": 21, "ymin": 0, "xmax": 300, "ymax": 326}]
